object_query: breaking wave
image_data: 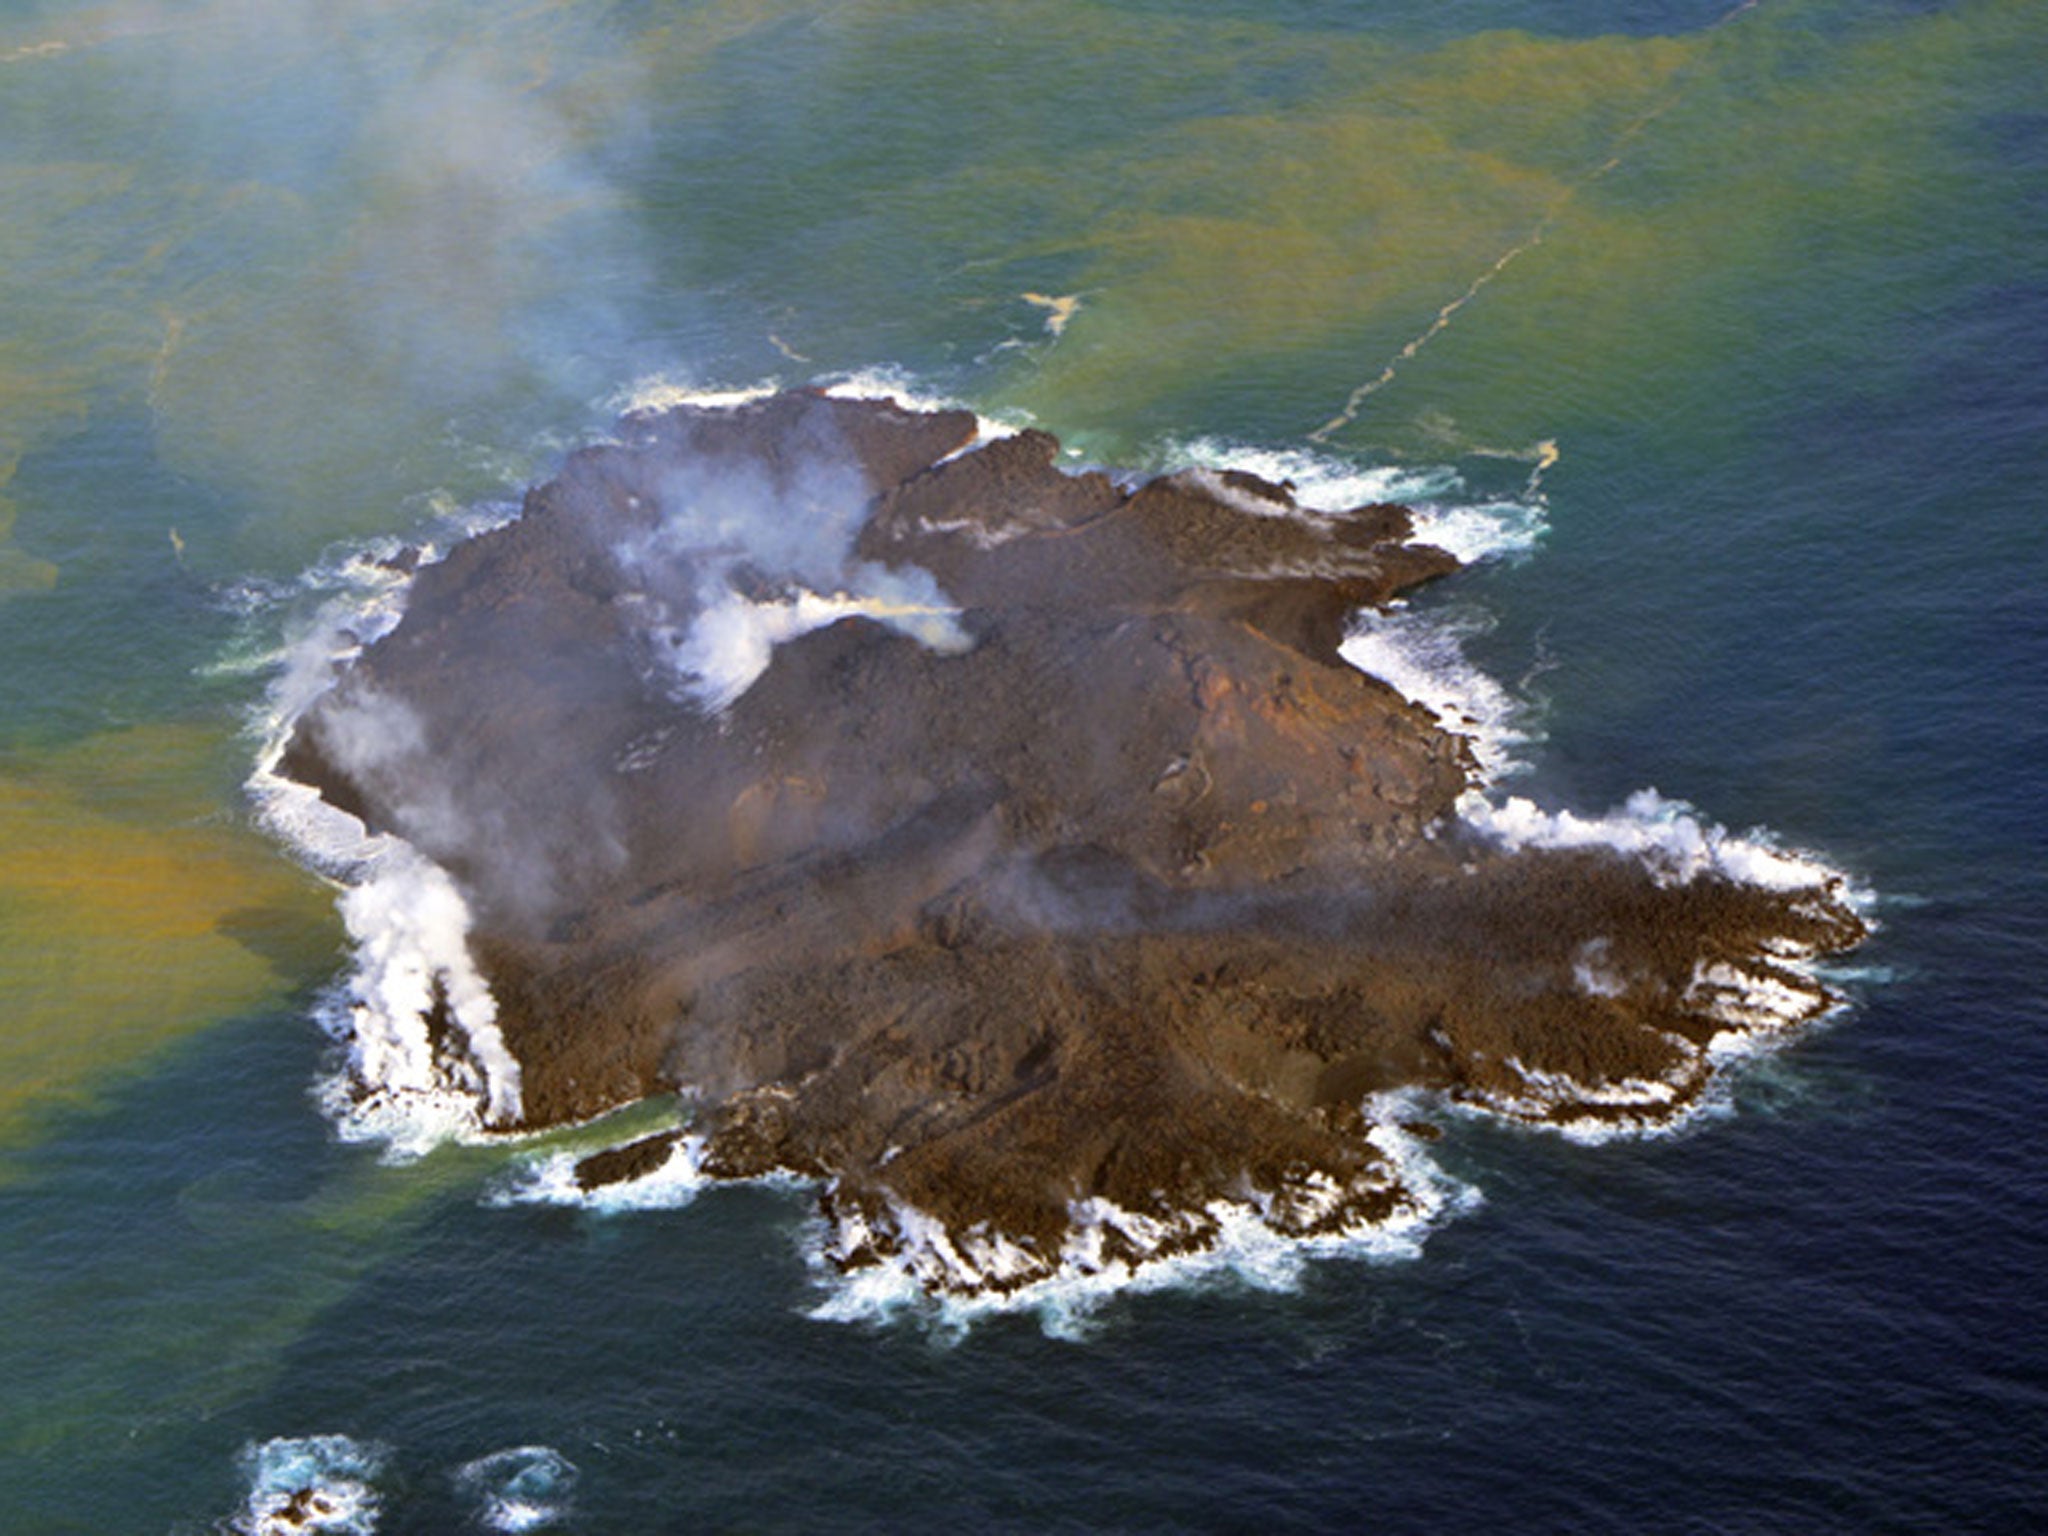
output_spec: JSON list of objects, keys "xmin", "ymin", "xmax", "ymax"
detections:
[
  {"xmin": 1344, "ymin": 608, "xmax": 1532, "ymax": 783},
  {"xmin": 1161, "ymin": 434, "xmax": 1551, "ymax": 783},
  {"xmin": 805, "ymin": 1095, "xmax": 1481, "ymax": 1340},
  {"xmin": 241, "ymin": 507, "xmax": 528, "ymax": 1157},
  {"xmin": 613, "ymin": 365, "xmax": 1026, "ymax": 452},
  {"xmin": 487, "ymin": 1131, "xmax": 710, "ymax": 1214},
  {"xmin": 222, "ymin": 1435, "xmax": 387, "ymax": 1536},
  {"xmin": 214, "ymin": 1438, "xmax": 578, "ymax": 1534},
  {"xmin": 1159, "ymin": 437, "xmax": 1549, "ymax": 566},
  {"xmin": 454, "ymin": 1446, "xmax": 580, "ymax": 1533},
  {"xmin": 1457, "ymin": 787, "xmax": 1855, "ymax": 893}
]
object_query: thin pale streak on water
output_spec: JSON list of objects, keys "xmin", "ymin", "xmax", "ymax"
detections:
[{"xmin": 1307, "ymin": 0, "xmax": 1762, "ymax": 442}]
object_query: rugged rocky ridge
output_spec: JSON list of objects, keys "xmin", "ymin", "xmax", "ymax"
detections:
[{"xmin": 278, "ymin": 389, "xmax": 1865, "ymax": 1294}]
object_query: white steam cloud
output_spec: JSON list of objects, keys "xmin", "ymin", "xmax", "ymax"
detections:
[
  {"xmin": 250, "ymin": 565, "xmax": 527, "ymax": 1147},
  {"xmin": 32, "ymin": 0, "xmax": 665, "ymax": 524},
  {"xmin": 1457, "ymin": 787, "xmax": 1842, "ymax": 893},
  {"xmin": 340, "ymin": 842, "xmax": 522, "ymax": 1128},
  {"xmin": 614, "ymin": 414, "xmax": 970, "ymax": 709}
]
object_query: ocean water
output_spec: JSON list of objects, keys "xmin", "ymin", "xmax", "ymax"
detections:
[{"xmin": 2, "ymin": 0, "xmax": 2044, "ymax": 1529}]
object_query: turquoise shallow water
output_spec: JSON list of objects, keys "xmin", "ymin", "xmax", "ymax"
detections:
[{"xmin": 2, "ymin": 1, "xmax": 2045, "ymax": 1529}]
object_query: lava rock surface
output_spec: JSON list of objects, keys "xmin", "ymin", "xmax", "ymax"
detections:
[{"xmin": 281, "ymin": 391, "xmax": 1864, "ymax": 1293}]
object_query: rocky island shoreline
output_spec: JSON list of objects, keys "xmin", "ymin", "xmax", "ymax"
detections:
[{"xmin": 270, "ymin": 389, "xmax": 1865, "ymax": 1297}]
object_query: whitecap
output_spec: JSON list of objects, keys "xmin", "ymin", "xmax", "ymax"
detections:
[
  {"xmin": 240, "ymin": 509, "xmax": 529, "ymax": 1159},
  {"xmin": 1341, "ymin": 605, "xmax": 1535, "ymax": 783},
  {"xmin": 819, "ymin": 366, "xmax": 1027, "ymax": 448},
  {"xmin": 1157, "ymin": 437, "xmax": 1547, "ymax": 566},
  {"xmin": 806, "ymin": 1096, "xmax": 1480, "ymax": 1340},
  {"xmin": 454, "ymin": 1446, "xmax": 579, "ymax": 1534},
  {"xmin": 226, "ymin": 1435, "xmax": 386, "ymax": 1536},
  {"xmin": 608, "ymin": 366, "xmax": 1026, "ymax": 454},
  {"xmin": 1454, "ymin": 786, "xmax": 1854, "ymax": 894},
  {"xmin": 487, "ymin": 1134, "xmax": 709, "ymax": 1213},
  {"xmin": 610, "ymin": 375, "xmax": 783, "ymax": 416}
]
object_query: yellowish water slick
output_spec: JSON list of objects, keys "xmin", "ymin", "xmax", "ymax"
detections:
[
  {"xmin": 0, "ymin": 723, "xmax": 334, "ymax": 1152},
  {"xmin": 985, "ymin": 1, "xmax": 2038, "ymax": 455}
]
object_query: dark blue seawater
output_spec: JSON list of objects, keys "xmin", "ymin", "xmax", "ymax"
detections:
[{"xmin": 1, "ymin": 0, "xmax": 2044, "ymax": 1530}]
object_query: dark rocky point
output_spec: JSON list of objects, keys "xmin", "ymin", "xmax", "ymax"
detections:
[
  {"xmin": 571, "ymin": 1130, "xmax": 685, "ymax": 1192},
  {"xmin": 279, "ymin": 389, "xmax": 1866, "ymax": 1294}
]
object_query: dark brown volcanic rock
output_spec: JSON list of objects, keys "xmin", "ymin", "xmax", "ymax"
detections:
[
  {"xmin": 279, "ymin": 389, "xmax": 1865, "ymax": 1294},
  {"xmin": 572, "ymin": 1130, "xmax": 685, "ymax": 1192}
]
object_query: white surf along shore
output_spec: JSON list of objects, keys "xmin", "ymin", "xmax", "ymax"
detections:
[{"xmin": 240, "ymin": 373, "xmax": 1869, "ymax": 1324}]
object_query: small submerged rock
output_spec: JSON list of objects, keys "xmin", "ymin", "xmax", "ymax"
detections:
[
  {"xmin": 226, "ymin": 1435, "xmax": 384, "ymax": 1536},
  {"xmin": 573, "ymin": 1130, "xmax": 683, "ymax": 1192},
  {"xmin": 276, "ymin": 389, "xmax": 1865, "ymax": 1297}
]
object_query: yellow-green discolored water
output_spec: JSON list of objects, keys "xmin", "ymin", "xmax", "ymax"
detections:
[{"xmin": 0, "ymin": 724, "xmax": 333, "ymax": 1151}]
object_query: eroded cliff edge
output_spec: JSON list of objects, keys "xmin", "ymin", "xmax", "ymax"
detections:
[{"xmin": 275, "ymin": 390, "xmax": 1865, "ymax": 1295}]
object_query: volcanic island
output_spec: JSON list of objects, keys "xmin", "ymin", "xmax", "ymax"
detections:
[{"xmin": 275, "ymin": 389, "xmax": 1866, "ymax": 1296}]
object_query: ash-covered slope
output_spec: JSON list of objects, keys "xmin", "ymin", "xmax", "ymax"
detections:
[{"xmin": 276, "ymin": 389, "xmax": 1864, "ymax": 1296}]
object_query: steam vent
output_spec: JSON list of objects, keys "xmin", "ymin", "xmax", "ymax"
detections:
[{"xmin": 278, "ymin": 390, "xmax": 1866, "ymax": 1296}]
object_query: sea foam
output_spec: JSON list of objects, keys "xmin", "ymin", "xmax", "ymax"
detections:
[
  {"xmin": 487, "ymin": 1132, "xmax": 711, "ymax": 1214},
  {"xmin": 1160, "ymin": 437, "xmax": 1548, "ymax": 566},
  {"xmin": 216, "ymin": 1438, "xmax": 578, "ymax": 1534},
  {"xmin": 804, "ymin": 1096, "xmax": 1481, "ymax": 1340},
  {"xmin": 1162, "ymin": 436, "xmax": 1550, "ymax": 783},
  {"xmin": 1342, "ymin": 608, "xmax": 1532, "ymax": 783},
  {"xmin": 454, "ymin": 1446, "xmax": 580, "ymax": 1534},
  {"xmin": 243, "ymin": 511, "xmax": 527, "ymax": 1157},
  {"xmin": 1455, "ymin": 787, "xmax": 1851, "ymax": 893},
  {"xmin": 225, "ymin": 1435, "xmax": 387, "ymax": 1536},
  {"xmin": 614, "ymin": 366, "xmax": 1025, "ymax": 454}
]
